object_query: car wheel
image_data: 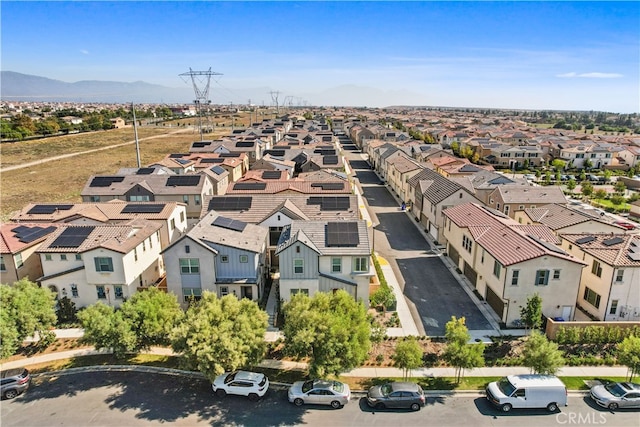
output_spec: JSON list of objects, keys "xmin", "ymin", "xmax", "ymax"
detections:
[
  {"xmin": 330, "ymin": 400, "xmax": 342, "ymax": 409},
  {"xmin": 410, "ymin": 403, "xmax": 421, "ymax": 411},
  {"xmin": 248, "ymin": 393, "xmax": 259, "ymax": 402},
  {"xmin": 608, "ymin": 402, "xmax": 618, "ymax": 411},
  {"xmin": 216, "ymin": 389, "xmax": 227, "ymax": 398},
  {"xmin": 375, "ymin": 402, "xmax": 385, "ymax": 410},
  {"xmin": 547, "ymin": 402, "xmax": 558, "ymax": 412},
  {"xmin": 501, "ymin": 403, "xmax": 512, "ymax": 412},
  {"xmin": 4, "ymin": 389, "xmax": 18, "ymax": 399},
  {"xmin": 294, "ymin": 398, "xmax": 304, "ymax": 407}
]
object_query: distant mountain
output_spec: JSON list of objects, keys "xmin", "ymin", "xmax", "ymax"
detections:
[{"xmin": 1, "ymin": 71, "xmax": 193, "ymax": 104}]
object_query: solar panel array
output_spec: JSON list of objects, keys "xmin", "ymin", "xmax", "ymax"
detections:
[
  {"xmin": 265, "ymin": 149, "xmax": 286, "ymax": 157},
  {"xmin": 90, "ymin": 176, "xmax": 125, "ymax": 187},
  {"xmin": 192, "ymin": 141, "xmax": 212, "ymax": 148},
  {"xmin": 262, "ymin": 171, "xmax": 281, "ymax": 179},
  {"xmin": 27, "ymin": 204, "xmax": 74, "ymax": 215},
  {"xmin": 169, "ymin": 153, "xmax": 188, "ymax": 158},
  {"xmin": 233, "ymin": 182, "xmax": 267, "ymax": 191},
  {"xmin": 326, "ymin": 222, "xmax": 359, "ymax": 247},
  {"xmin": 175, "ymin": 158, "xmax": 191, "ymax": 165},
  {"xmin": 576, "ymin": 236, "xmax": 596, "ymax": 244},
  {"xmin": 220, "ymin": 153, "xmax": 240, "ymax": 158},
  {"xmin": 310, "ymin": 183, "xmax": 344, "ymax": 191},
  {"xmin": 212, "ymin": 216, "xmax": 247, "ymax": 232},
  {"xmin": 136, "ymin": 168, "xmax": 155, "ymax": 175},
  {"xmin": 210, "ymin": 166, "xmax": 226, "ymax": 175},
  {"xmin": 323, "ymin": 155, "xmax": 339, "ymax": 165},
  {"xmin": 12, "ymin": 225, "xmax": 57, "ymax": 243},
  {"xmin": 603, "ymin": 237, "xmax": 624, "ymax": 246},
  {"xmin": 235, "ymin": 141, "xmax": 255, "ymax": 148},
  {"xmin": 314, "ymin": 149, "xmax": 336, "ymax": 155},
  {"xmin": 50, "ymin": 226, "xmax": 95, "ymax": 248},
  {"xmin": 121, "ymin": 204, "xmax": 165, "ymax": 214},
  {"xmin": 200, "ymin": 158, "xmax": 224, "ymax": 163},
  {"xmin": 208, "ymin": 197, "xmax": 253, "ymax": 211},
  {"xmin": 308, "ymin": 196, "xmax": 350, "ymax": 211},
  {"xmin": 166, "ymin": 176, "xmax": 200, "ymax": 187}
]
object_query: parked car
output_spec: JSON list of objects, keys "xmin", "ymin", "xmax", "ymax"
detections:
[
  {"xmin": 211, "ymin": 371, "xmax": 269, "ymax": 401},
  {"xmin": 590, "ymin": 382, "xmax": 640, "ymax": 410},
  {"xmin": 288, "ymin": 379, "xmax": 351, "ymax": 408},
  {"xmin": 1, "ymin": 368, "xmax": 31, "ymax": 399},
  {"xmin": 366, "ymin": 382, "xmax": 426, "ymax": 411},
  {"xmin": 614, "ymin": 221, "xmax": 637, "ymax": 230}
]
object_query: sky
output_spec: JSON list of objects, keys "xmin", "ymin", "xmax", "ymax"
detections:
[{"xmin": 2, "ymin": 1, "xmax": 639, "ymax": 112}]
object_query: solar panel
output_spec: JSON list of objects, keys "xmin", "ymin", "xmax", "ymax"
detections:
[
  {"xmin": 13, "ymin": 226, "xmax": 57, "ymax": 243},
  {"xmin": 90, "ymin": 176, "xmax": 124, "ymax": 187},
  {"xmin": 208, "ymin": 196, "xmax": 253, "ymax": 211},
  {"xmin": 326, "ymin": 222, "xmax": 360, "ymax": 247},
  {"xmin": 169, "ymin": 153, "xmax": 188, "ymax": 158},
  {"xmin": 175, "ymin": 158, "xmax": 191, "ymax": 165},
  {"xmin": 603, "ymin": 237, "xmax": 624, "ymax": 246},
  {"xmin": 50, "ymin": 226, "xmax": 95, "ymax": 248},
  {"xmin": 192, "ymin": 141, "xmax": 212, "ymax": 148},
  {"xmin": 235, "ymin": 141, "xmax": 255, "ymax": 148},
  {"xmin": 121, "ymin": 204, "xmax": 165, "ymax": 214},
  {"xmin": 233, "ymin": 182, "xmax": 267, "ymax": 191},
  {"xmin": 220, "ymin": 153, "xmax": 240, "ymax": 158},
  {"xmin": 210, "ymin": 166, "xmax": 226, "ymax": 175},
  {"xmin": 212, "ymin": 216, "xmax": 247, "ymax": 232},
  {"xmin": 308, "ymin": 196, "xmax": 350, "ymax": 211},
  {"xmin": 323, "ymin": 155, "xmax": 339, "ymax": 165},
  {"xmin": 27, "ymin": 204, "xmax": 74, "ymax": 215},
  {"xmin": 136, "ymin": 168, "xmax": 155, "ymax": 175},
  {"xmin": 629, "ymin": 252, "xmax": 640, "ymax": 261},
  {"xmin": 265, "ymin": 149, "xmax": 286, "ymax": 157},
  {"xmin": 311, "ymin": 183, "xmax": 344, "ymax": 191},
  {"xmin": 262, "ymin": 171, "xmax": 281, "ymax": 179},
  {"xmin": 576, "ymin": 236, "xmax": 596, "ymax": 244},
  {"xmin": 201, "ymin": 158, "xmax": 224, "ymax": 163},
  {"xmin": 166, "ymin": 176, "xmax": 200, "ymax": 187},
  {"xmin": 314, "ymin": 149, "xmax": 336, "ymax": 155}
]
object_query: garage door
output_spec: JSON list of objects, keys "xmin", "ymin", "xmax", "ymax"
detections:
[
  {"xmin": 463, "ymin": 262, "xmax": 478, "ymax": 288},
  {"xmin": 485, "ymin": 285, "xmax": 505, "ymax": 320},
  {"xmin": 448, "ymin": 246, "xmax": 460, "ymax": 267}
]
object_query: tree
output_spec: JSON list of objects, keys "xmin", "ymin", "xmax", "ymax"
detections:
[
  {"xmin": 522, "ymin": 331, "xmax": 564, "ymax": 375},
  {"xmin": 610, "ymin": 194, "xmax": 625, "ymax": 206},
  {"xmin": 119, "ymin": 287, "xmax": 183, "ymax": 351},
  {"xmin": 603, "ymin": 169, "xmax": 612, "ymax": 182},
  {"xmin": 0, "ymin": 279, "xmax": 57, "ymax": 358},
  {"xmin": 583, "ymin": 158, "xmax": 593, "ymax": 170},
  {"xmin": 56, "ymin": 296, "xmax": 78, "ymax": 325},
  {"xmin": 581, "ymin": 181, "xmax": 594, "ymax": 199},
  {"xmin": 566, "ymin": 178, "xmax": 577, "ymax": 194},
  {"xmin": 171, "ymin": 293, "xmax": 268, "ymax": 381},
  {"xmin": 370, "ymin": 285, "xmax": 396, "ymax": 313},
  {"xmin": 551, "ymin": 159, "xmax": 565, "ymax": 171},
  {"xmin": 616, "ymin": 335, "xmax": 640, "ymax": 381},
  {"xmin": 520, "ymin": 293, "xmax": 543, "ymax": 332},
  {"xmin": 450, "ymin": 141, "xmax": 460, "ymax": 155},
  {"xmin": 393, "ymin": 337, "xmax": 423, "ymax": 379},
  {"xmin": 614, "ymin": 180, "xmax": 627, "ymax": 195},
  {"xmin": 544, "ymin": 171, "xmax": 552, "ymax": 186},
  {"xmin": 442, "ymin": 316, "xmax": 485, "ymax": 383},
  {"xmin": 283, "ymin": 290, "xmax": 371, "ymax": 377},
  {"xmin": 535, "ymin": 169, "xmax": 542, "ymax": 179},
  {"xmin": 594, "ymin": 189, "xmax": 607, "ymax": 200},
  {"xmin": 78, "ymin": 303, "xmax": 136, "ymax": 359}
]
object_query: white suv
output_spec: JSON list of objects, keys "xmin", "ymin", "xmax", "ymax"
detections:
[{"xmin": 211, "ymin": 371, "xmax": 269, "ymax": 401}]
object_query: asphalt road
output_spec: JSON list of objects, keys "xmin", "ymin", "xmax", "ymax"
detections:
[
  {"xmin": 342, "ymin": 140, "xmax": 493, "ymax": 336},
  {"xmin": 2, "ymin": 371, "xmax": 638, "ymax": 427}
]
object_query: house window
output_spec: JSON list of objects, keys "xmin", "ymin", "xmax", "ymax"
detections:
[
  {"xmin": 496, "ymin": 203, "xmax": 501, "ymax": 211},
  {"xmin": 609, "ymin": 300, "xmax": 619, "ymax": 315},
  {"xmin": 511, "ymin": 270, "xmax": 519, "ymax": 286},
  {"xmin": 583, "ymin": 287, "xmax": 601, "ymax": 308},
  {"xmin": 94, "ymin": 257, "xmax": 114, "ymax": 272},
  {"xmin": 291, "ymin": 289, "xmax": 309, "ymax": 297},
  {"xmin": 185, "ymin": 245, "xmax": 190, "ymax": 254},
  {"xmin": 553, "ymin": 269, "xmax": 561, "ymax": 280},
  {"xmin": 481, "ymin": 249, "xmax": 485, "ymax": 264},
  {"xmin": 45, "ymin": 254, "xmax": 52, "ymax": 261},
  {"xmin": 195, "ymin": 195, "xmax": 201, "ymax": 205},
  {"xmin": 183, "ymin": 287, "xmax": 202, "ymax": 302},
  {"xmin": 519, "ymin": 205, "xmax": 524, "ymax": 210},
  {"xmin": 296, "ymin": 245, "xmax": 300, "ymax": 254},
  {"xmin": 294, "ymin": 259, "xmax": 304, "ymax": 274},
  {"xmin": 221, "ymin": 255, "xmax": 229, "ymax": 263},
  {"xmin": 114, "ymin": 285, "xmax": 124, "ymax": 300},
  {"xmin": 493, "ymin": 260, "xmax": 502, "ymax": 278},
  {"xmin": 134, "ymin": 248, "xmax": 138, "ymax": 261},
  {"xmin": 180, "ymin": 212, "xmax": 185, "ymax": 223},
  {"xmin": 149, "ymin": 237, "xmax": 153, "ymax": 249},
  {"xmin": 239, "ymin": 255, "xmax": 249, "ymax": 263},
  {"xmin": 591, "ymin": 260, "xmax": 602, "ymax": 278},
  {"xmin": 129, "ymin": 195, "xmax": 150, "ymax": 202},
  {"xmin": 179, "ymin": 258, "xmax": 200, "ymax": 274},
  {"xmin": 96, "ymin": 285, "xmax": 106, "ymax": 299},
  {"xmin": 354, "ymin": 257, "xmax": 368, "ymax": 272},
  {"xmin": 332, "ymin": 257, "xmax": 342, "ymax": 273},
  {"xmin": 535, "ymin": 270, "xmax": 549, "ymax": 286},
  {"xmin": 60, "ymin": 254, "xmax": 67, "ymax": 261},
  {"xmin": 615, "ymin": 269, "xmax": 624, "ymax": 282},
  {"xmin": 90, "ymin": 196, "xmax": 101, "ymax": 202},
  {"xmin": 0, "ymin": 256, "xmax": 5, "ymax": 271},
  {"xmin": 142, "ymin": 240, "xmax": 146, "ymax": 252},
  {"xmin": 220, "ymin": 286, "xmax": 229, "ymax": 297},
  {"xmin": 462, "ymin": 235, "xmax": 473, "ymax": 253},
  {"xmin": 504, "ymin": 205, "xmax": 510, "ymax": 215},
  {"xmin": 70, "ymin": 284, "xmax": 78, "ymax": 298},
  {"xmin": 183, "ymin": 195, "xmax": 189, "ymax": 204},
  {"xmin": 170, "ymin": 219, "xmax": 176, "ymax": 231},
  {"xmin": 15, "ymin": 253, "xmax": 23, "ymax": 269},
  {"xmin": 75, "ymin": 254, "xmax": 82, "ymax": 261}
]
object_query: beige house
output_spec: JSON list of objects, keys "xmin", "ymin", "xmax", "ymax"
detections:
[
  {"xmin": 487, "ymin": 185, "xmax": 567, "ymax": 218},
  {"xmin": 1, "ymin": 223, "xmax": 59, "ymax": 284},
  {"xmin": 384, "ymin": 151, "xmax": 424, "ymax": 204},
  {"xmin": 514, "ymin": 203, "xmax": 628, "ymax": 235},
  {"xmin": 443, "ymin": 203, "xmax": 587, "ymax": 326},
  {"xmin": 560, "ymin": 233, "xmax": 640, "ymax": 321}
]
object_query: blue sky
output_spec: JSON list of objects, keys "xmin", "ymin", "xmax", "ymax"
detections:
[{"xmin": 2, "ymin": 1, "xmax": 638, "ymax": 112}]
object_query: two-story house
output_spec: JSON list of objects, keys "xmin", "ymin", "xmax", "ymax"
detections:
[{"xmin": 1, "ymin": 223, "xmax": 59, "ymax": 284}]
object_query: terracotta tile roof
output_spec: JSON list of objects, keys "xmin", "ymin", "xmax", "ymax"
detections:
[
  {"xmin": 560, "ymin": 233, "xmax": 640, "ymax": 267},
  {"xmin": 522, "ymin": 203, "xmax": 598, "ymax": 230},
  {"xmin": 0, "ymin": 223, "xmax": 61, "ymax": 253},
  {"xmin": 11, "ymin": 201, "xmax": 181, "ymax": 223},
  {"xmin": 226, "ymin": 181, "xmax": 350, "ymax": 195},
  {"xmin": 492, "ymin": 186, "xmax": 567, "ymax": 204}
]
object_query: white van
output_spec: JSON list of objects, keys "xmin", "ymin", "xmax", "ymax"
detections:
[{"xmin": 486, "ymin": 375, "xmax": 568, "ymax": 412}]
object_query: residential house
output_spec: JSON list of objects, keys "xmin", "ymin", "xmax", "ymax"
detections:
[
  {"xmin": 514, "ymin": 204, "xmax": 629, "ymax": 235},
  {"xmin": 486, "ymin": 186, "xmax": 567, "ymax": 218},
  {"xmin": 384, "ymin": 151, "xmax": 424, "ymax": 203},
  {"xmin": 1, "ymin": 223, "xmax": 59, "ymax": 284}
]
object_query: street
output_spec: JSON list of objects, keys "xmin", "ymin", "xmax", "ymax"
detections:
[{"xmin": 2, "ymin": 371, "xmax": 637, "ymax": 427}]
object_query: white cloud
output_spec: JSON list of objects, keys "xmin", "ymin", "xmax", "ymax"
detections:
[
  {"xmin": 80, "ymin": 49, "xmax": 89, "ymax": 55},
  {"xmin": 556, "ymin": 72, "xmax": 622, "ymax": 78}
]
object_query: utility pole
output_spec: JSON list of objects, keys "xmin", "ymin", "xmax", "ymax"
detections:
[
  {"xmin": 131, "ymin": 102, "xmax": 141, "ymax": 168},
  {"xmin": 179, "ymin": 67, "xmax": 223, "ymax": 140},
  {"xmin": 270, "ymin": 91, "xmax": 281, "ymax": 117}
]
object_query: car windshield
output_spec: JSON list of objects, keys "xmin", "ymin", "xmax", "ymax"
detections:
[
  {"xmin": 332, "ymin": 381, "xmax": 344, "ymax": 393},
  {"xmin": 224, "ymin": 372, "xmax": 236, "ymax": 384},
  {"xmin": 497, "ymin": 378, "xmax": 516, "ymax": 396},
  {"xmin": 604, "ymin": 383, "xmax": 626, "ymax": 397},
  {"xmin": 381, "ymin": 384, "xmax": 393, "ymax": 396},
  {"xmin": 302, "ymin": 380, "xmax": 314, "ymax": 393}
]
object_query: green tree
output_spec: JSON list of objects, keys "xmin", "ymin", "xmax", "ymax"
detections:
[
  {"xmin": 171, "ymin": 293, "xmax": 267, "ymax": 381},
  {"xmin": 522, "ymin": 331, "xmax": 564, "ymax": 375},
  {"xmin": 616, "ymin": 335, "xmax": 640, "ymax": 381},
  {"xmin": 583, "ymin": 158, "xmax": 593, "ymax": 170},
  {"xmin": 56, "ymin": 296, "xmax": 78, "ymax": 325},
  {"xmin": 393, "ymin": 337, "xmax": 423, "ymax": 379},
  {"xmin": 579, "ymin": 170, "xmax": 587, "ymax": 181},
  {"xmin": 283, "ymin": 290, "xmax": 371, "ymax": 377},
  {"xmin": 0, "ymin": 279, "xmax": 57, "ymax": 358},
  {"xmin": 551, "ymin": 159, "xmax": 566, "ymax": 171},
  {"xmin": 581, "ymin": 181, "xmax": 594, "ymax": 199},
  {"xmin": 603, "ymin": 169, "xmax": 612, "ymax": 182},
  {"xmin": 566, "ymin": 178, "xmax": 577, "ymax": 194},
  {"xmin": 120, "ymin": 287, "xmax": 183, "ymax": 351},
  {"xmin": 614, "ymin": 180, "xmax": 627, "ymax": 195},
  {"xmin": 610, "ymin": 194, "xmax": 625, "ymax": 206},
  {"xmin": 520, "ymin": 293, "xmax": 543, "ymax": 332},
  {"xmin": 535, "ymin": 169, "xmax": 542, "ymax": 179},
  {"xmin": 78, "ymin": 303, "xmax": 136, "ymax": 359},
  {"xmin": 594, "ymin": 189, "xmax": 607, "ymax": 200},
  {"xmin": 544, "ymin": 171, "xmax": 552, "ymax": 185},
  {"xmin": 370, "ymin": 285, "xmax": 396, "ymax": 313},
  {"xmin": 450, "ymin": 141, "xmax": 460, "ymax": 156},
  {"xmin": 442, "ymin": 316, "xmax": 485, "ymax": 383}
]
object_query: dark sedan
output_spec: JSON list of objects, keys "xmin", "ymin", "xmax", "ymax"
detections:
[{"xmin": 366, "ymin": 382, "xmax": 426, "ymax": 411}]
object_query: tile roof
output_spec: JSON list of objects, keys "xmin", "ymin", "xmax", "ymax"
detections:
[
  {"xmin": 275, "ymin": 220, "xmax": 370, "ymax": 256},
  {"xmin": 0, "ymin": 223, "xmax": 61, "ymax": 253},
  {"xmin": 11, "ymin": 201, "xmax": 181, "ymax": 223},
  {"xmin": 492, "ymin": 186, "xmax": 567, "ymax": 204},
  {"xmin": 81, "ymin": 174, "xmax": 206, "ymax": 196},
  {"xmin": 185, "ymin": 211, "xmax": 268, "ymax": 254},
  {"xmin": 560, "ymin": 233, "xmax": 640, "ymax": 267},
  {"xmin": 521, "ymin": 203, "xmax": 611, "ymax": 231},
  {"xmin": 407, "ymin": 169, "xmax": 474, "ymax": 204}
]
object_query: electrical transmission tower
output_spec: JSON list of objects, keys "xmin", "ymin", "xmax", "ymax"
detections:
[
  {"xmin": 270, "ymin": 91, "xmax": 281, "ymax": 117},
  {"xmin": 179, "ymin": 67, "xmax": 223, "ymax": 140}
]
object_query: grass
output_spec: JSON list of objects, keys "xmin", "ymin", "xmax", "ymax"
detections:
[{"xmin": 590, "ymin": 198, "xmax": 631, "ymax": 211}]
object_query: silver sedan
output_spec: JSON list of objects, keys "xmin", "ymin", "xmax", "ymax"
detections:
[
  {"xmin": 590, "ymin": 382, "xmax": 640, "ymax": 410},
  {"xmin": 288, "ymin": 379, "xmax": 351, "ymax": 409}
]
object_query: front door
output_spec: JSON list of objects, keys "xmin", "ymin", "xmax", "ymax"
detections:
[
  {"xmin": 561, "ymin": 306, "xmax": 572, "ymax": 321},
  {"xmin": 241, "ymin": 286, "xmax": 253, "ymax": 300}
]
